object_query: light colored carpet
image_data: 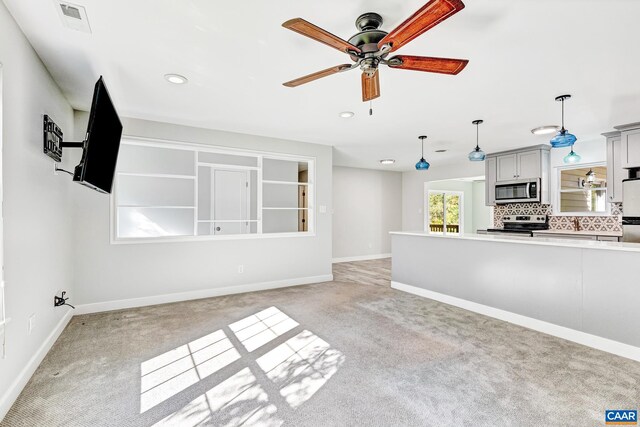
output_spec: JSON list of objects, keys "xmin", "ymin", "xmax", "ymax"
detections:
[{"xmin": 2, "ymin": 259, "xmax": 639, "ymax": 426}]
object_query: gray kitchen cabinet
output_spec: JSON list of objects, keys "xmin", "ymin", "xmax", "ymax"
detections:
[
  {"xmin": 495, "ymin": 149, "xmax": 544, "ymax": 182},
  {"xmin": 517, "ymin": 150, "xmax": 542, "ymax": 179},
  {"xmin": 604, "ymin": 131, "xmax": 624, "ymax": 203},
  {"xmin": 485, "ymin": 156, "xmax": 497, "ymax": 206},
  {"xmin": 613, "ymin": 122, "xmax": 640, "ymax": 169},
  {"xmin": 486, "ymin": 145, "xmax": 550, "ymax": 205},
  {"xmin": 496, "ymin": 154, "xmax": 517, "ymax": 181}
]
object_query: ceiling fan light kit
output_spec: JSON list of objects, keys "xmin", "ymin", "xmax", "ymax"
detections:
[
  {"xmin": 468, "ymin": 119, "xmax": 486, "ymax": 162},
  {"xmin": 282, "ymin": 0, "xmax": 468, "ymax": 103},
  {"xmin": 550, "ymin": 94, "xmax": 577, "ymax": 148}
]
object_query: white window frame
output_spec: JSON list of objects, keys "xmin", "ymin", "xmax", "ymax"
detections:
[
  {"xmin": 554, "ymin": 161, "xmax": 610, "ymax": 217},
  {"xmin": 425, "ymin": 190, "xmax": 464, "ymax": 235},
  {"xmin": 110, "ymin": 137, "xmax": 316, "ymax": 244}
]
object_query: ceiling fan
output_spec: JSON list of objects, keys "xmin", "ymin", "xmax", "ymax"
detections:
[{"xmin": 282, "ymin": 0, "xmax": 469, "ymax": 102}]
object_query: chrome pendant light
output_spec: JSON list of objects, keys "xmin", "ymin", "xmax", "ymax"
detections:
[
  {"xmin": 415, "ymin": 135, "xmax": 430, "ymax": 170},
  {"xmin": 468, "ymin": 119, "xmax": 486, "ymax": 161},
  {"xmin": 550, "ymin": 94, "xmax": 577, "ymax": 148},
  {"xmin": 563, "ymin": 147, "xmax": 581, "ymax": 164}
]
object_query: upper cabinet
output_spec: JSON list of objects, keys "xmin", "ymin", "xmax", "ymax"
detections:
[
  {"xmin": 604, "ymin": 131, "xmax": 624, "ymax": 203},
  {"xmin": 495, "ymin": 149, "xmax": 544, "ymax": 181},
  {"xmin": 485, "ymin": 145, "xmax": 550, "ymax": 206},
  {"xmin": 611, "ymin": 122, "xmax": 640, "ymax": 169}
]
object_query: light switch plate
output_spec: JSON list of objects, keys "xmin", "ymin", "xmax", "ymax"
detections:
[{"xmin": 319, "ymin": 205, "xmax": 327, "ymax": 213}]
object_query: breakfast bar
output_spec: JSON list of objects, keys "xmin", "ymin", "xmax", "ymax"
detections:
[{"xmin": 390, "ymin": 231, "xmax": 640, "ymax": 360}]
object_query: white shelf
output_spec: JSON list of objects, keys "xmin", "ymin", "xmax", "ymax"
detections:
[
  {"xmin": 262, "ymin": 207, "xmax": 310, "ymax": 210},
  {"xmin": 197, "ymin": 220, "xmax": 259, "ymax": 223},
  {"xmin": 197, "ymin": 162, "xmax": 259, "ymax": 171},
  {"xmin": 117, "ymin": 172, "xmax": 196, "ymax": 180},
  {"xmin": 262, "ymin": 180, "xmax": 309, "ymax": 186},
  {"xmin": 117, "ymin": 205, "xmax": 196, "ymax": 209}
]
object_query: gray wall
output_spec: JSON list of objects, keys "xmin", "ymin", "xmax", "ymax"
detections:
[
  {"xmin": 0, "ymin": 1, "xmax": 75, "ymax": 418},
  {"xmin": 332, "ymin": 166, "xmax": 402, "ymax": 260},
  {"xmin": 71, "ymin": 113, "xmax": 332, "ymax": 305},
  {"xmin": 402, "ymin": 162, "xmax": 485, "ymax": 231}
]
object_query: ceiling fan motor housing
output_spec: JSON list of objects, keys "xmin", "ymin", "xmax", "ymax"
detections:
[{"xmin": 348, "ymin": 12, "xmax": 389, "ymax": 61}]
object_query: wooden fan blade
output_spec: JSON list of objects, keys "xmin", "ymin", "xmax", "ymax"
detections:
[
  {"xmin": 283, "ymin": 64, "xmax": 353, "ymax": 87},
  {"xmin": 378, "ymin": 0, "xmax": 465, "ymax": 52},
  {"xmin": 387, "ymin": 55, "xmax": 468, "ymax": 75},
  {"xmin": 362, "ymin": 71, "xmax": 381, "ymax": 102},
  {"xmin": 283, "ymin": 18, "xmax": 361, "ymax": 54}
]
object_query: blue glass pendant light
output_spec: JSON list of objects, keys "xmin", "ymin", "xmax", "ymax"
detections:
[
  {"xmin": 550, "ymin": 94, "xmax": 577, "ymax": 148},
  {"xmin": 468, "ymin": 119, "xmax": 486, "ymax": 161},
  {"xmin": 415, "ymin": 135, "xmax": 430, "ymax": 170},
  {"xmin": 563, "ymin": 148, "xmax": 581, "ymax": 164}
]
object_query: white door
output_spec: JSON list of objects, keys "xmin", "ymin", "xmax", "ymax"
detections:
[
  {"xmin": 517, "ymin": 151, "xmax": 541, "ymax": 179},
  {"xmin": 213, "ymin": 169, "xmax": 249, "ymax": 235},
  {"xmin": 496, "ymin": 154, "xmax": 517, "ymax": 181}
]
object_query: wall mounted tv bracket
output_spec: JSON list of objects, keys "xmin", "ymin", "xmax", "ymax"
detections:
[{"xmin": 43, "ymin": 115, "xmax": 84, "ymax": 162}]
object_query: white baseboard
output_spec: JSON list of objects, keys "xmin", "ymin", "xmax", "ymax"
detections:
[
  {"xmin": 332, "ymin": 253, "xmax": 391, "ymax": 264},
  {"xmin": 75, "ymin": 274, "xmax": 333, "ymax": 315},
  {"xmin": 0, "ymin": 310, "xmax": 73, "ymax": 421},
  {"xmin": 391, "ymin": 281, "xmax": 640, "ymax": 362}
]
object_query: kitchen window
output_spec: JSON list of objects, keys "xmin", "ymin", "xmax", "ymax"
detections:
[
  {"xmin": 426, "ymin": 190, "xmax": 464, "ymax": 235},
  {"xmin": 112, "ymin": 138, "xmax": 315, "ymax": 243},
  {"xmin": 556, "ymin": 163, "xmax": 608, "ymax": 215}
]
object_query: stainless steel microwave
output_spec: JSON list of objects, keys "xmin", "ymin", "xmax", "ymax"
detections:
[{"xmin": 495, "ymin": 179, "xmax": 541, "ymax": 204}]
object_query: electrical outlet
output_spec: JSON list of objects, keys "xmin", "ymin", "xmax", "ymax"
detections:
[
  {"xmin": 28, "ymin": 314, "xmax": 36, "ymax": 335},
  {"xmin": 237, "ymin": 265, "xmax": 244, "ymax": 274}
]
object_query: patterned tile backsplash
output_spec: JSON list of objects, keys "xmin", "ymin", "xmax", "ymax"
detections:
[{"xmin": 493, "ymin": 202, "xmax": 623, "ymax": 233}]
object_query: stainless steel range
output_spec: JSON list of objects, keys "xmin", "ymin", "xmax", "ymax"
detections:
[{"xmin": 484, "ymin": 215, "xmax": 549, "ymax": 237}]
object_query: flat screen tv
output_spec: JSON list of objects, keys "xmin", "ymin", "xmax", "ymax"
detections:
[{"xmin": 73, "ymin": 76, "xmax": 123, "ymax": 194}]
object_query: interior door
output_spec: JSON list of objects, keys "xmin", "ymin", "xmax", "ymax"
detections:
[
  {"xmin": 213, "ymin": 169, "xmax": 249, "ymax": 235},
  {"xmin": 496, "ymin": 154, "xmax": 517, "ymax": 181}
]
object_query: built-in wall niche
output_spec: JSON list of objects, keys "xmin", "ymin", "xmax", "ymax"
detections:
[
  {"xmin": 112, "ymin": 139, "xmax": 314, "ymax": 243},
  {"xmin": 557, "ymin": 164, "xmax": 608, "ymax": 215}
]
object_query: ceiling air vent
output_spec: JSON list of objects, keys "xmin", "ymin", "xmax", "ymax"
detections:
[{"xmin": 55, "ymin": 1, "xmax": 91, "ymax": 33}]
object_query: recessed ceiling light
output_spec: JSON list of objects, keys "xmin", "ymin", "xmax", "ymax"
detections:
[
  {"xmin": 531, "ymin": 125, "xmax": 560, "ymax": 135},
  {"xmin": 435, "ymin": 149, "xmax": 447, "ymax": 153},
  {"xmin": 339, "ymin": 111, "xmax": 355, "ymax": 118},
  {"xmin": 164, "ymin": 74, "xmax": 188, "ymax": 84},
  {"xmin": 379, "ymin": 159, "xmax": 395, "ymax": 165}
]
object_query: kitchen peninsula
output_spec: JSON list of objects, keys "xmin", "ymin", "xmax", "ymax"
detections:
[{"xmin": 390, "ymin": 231, "xmax": 640, "ymax": 361}]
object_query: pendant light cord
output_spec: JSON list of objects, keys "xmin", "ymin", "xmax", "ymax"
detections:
[
  {"xmin": 561, "ymin": 98, "xmax": 565, "ymax": 130},
  {"xmin": 476, "ymin": 123, "xmax": 480, "ymax": 150}
]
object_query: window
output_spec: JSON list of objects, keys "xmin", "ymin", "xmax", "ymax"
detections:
[
  {"xmin": 557, "ymin": 164, "xmax": 608, "ymax": 215},
  {"xmin": 426, "ymin": 190, "xmax": 463, "ymax": 235},
  {"xmin": 112, "ymin": 139, "xmax": 315, "ymax": 243}
]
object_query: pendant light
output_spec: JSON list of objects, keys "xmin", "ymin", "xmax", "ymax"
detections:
[
  {"xmin": 586, "ymin": 168, "xmax": 596, "ymax": 183},
  {"xmin": 550, "ymin": 94, "xmax": 577, "ymax": 148},
  {"xmin": 468, "ymin": 119, "xmax": 485, "ymax": 161},
  {"xmin": 563, "ymin": 148, "xmax": 581, "ymax": 164},
  {"xmin": 415, "ymin": 135, "xmax": 430, "ymax": 170}
]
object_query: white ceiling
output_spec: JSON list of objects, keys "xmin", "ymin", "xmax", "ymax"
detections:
[{"xmin": 4, "ymin": 0, "xmax": 640, "ymax": 171}]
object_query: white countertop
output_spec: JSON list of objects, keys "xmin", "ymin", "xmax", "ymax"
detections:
[
  {"xmin": 390, "ymin": 231, "xmax": 640, "ymax": 252},
  {"xmin": 531, "ymin": 229, "xmax": 623, "ymax": 237}
]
